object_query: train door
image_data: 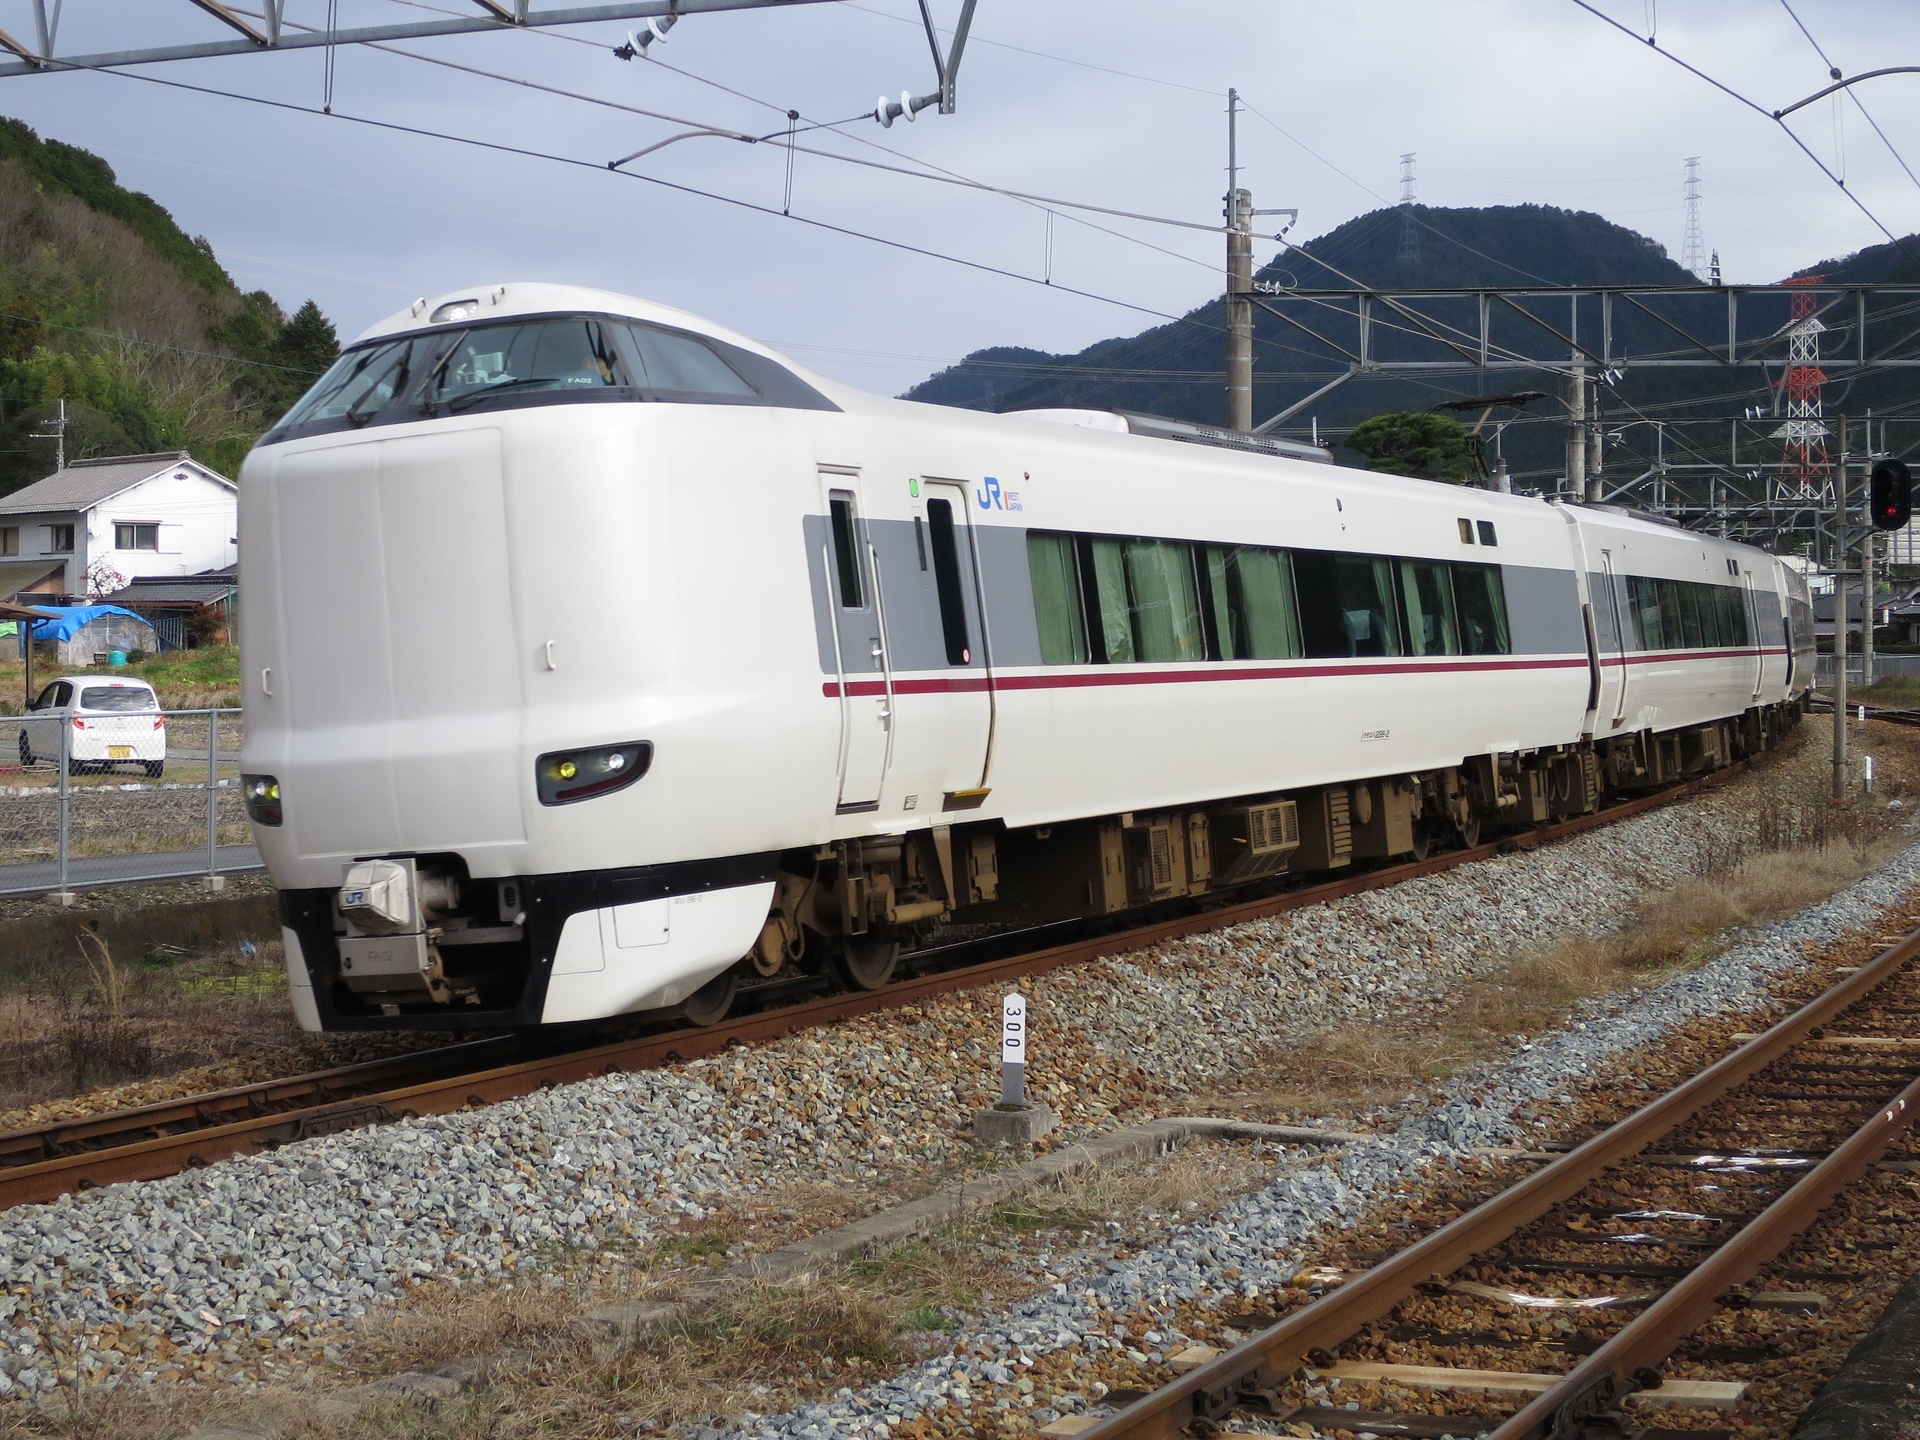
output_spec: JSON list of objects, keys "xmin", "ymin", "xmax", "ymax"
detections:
[
  {"xmin": 1743, "ymin": 572, "xmax": 1764, "ymax": 700},
  {"xmin": 1600, "ymin": 550, "xmax": 1631, "ymax": 725},
  {"xmin": 914, "ymin": 479, "xmax": 995, "ymax": 798},
  {"xmin": 819, "ymin": 469, "xmax": 892, "ymax": 813}
]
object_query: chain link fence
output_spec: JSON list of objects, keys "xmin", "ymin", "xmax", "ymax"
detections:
[{"xmin": 0, "ymin": 707, "xmax": 256, "ymax": 896}]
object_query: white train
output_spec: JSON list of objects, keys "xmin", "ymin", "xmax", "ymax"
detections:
[{"xmin": 236, "ymin": 283, "xmax": 1814, "ymax": 1033}]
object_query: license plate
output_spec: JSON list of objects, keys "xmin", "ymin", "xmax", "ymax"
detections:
[{"xmin": 108, "ymin": 746, "xmax": 131, "ymax": 759}]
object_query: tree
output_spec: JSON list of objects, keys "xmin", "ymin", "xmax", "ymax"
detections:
[
  {"xmin": 1345, "ymin": 411, "xmax": 1479, "ymax": 484},
  {"xmin": 274, "ymin": 300, "xmax": 339, "ymax": 376}
]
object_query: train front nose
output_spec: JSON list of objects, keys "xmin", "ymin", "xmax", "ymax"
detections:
[{"xmin": 246, "ymin": 426, "xmax": 529, "ymax": 872}]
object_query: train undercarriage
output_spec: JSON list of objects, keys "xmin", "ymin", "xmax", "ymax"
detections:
[{"xmin": 712, "ymin": 697, "xmax": 1807, "ymax": 1024}]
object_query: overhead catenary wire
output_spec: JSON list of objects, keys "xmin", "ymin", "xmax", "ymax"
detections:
[
  {"xmin": 66, "ymin": 60, "xmax": 1352, "ymax": 373},
  {"xmin": 1776, "ymin": 0, "xmax": 1920, "ymax": 197},
  {"xmin": 1565, "ymin": 0, "xmax": 1919, "ymax": 263}
]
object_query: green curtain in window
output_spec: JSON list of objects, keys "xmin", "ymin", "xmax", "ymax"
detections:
[
  {"xmin": 1233, "ymin": 547, "xmax": 1301, "ymax": 659},
  {"xmin": 1089, "ymin": 537, "xmax": 1134, "ymax": 662},
  {"xmin": 1124, "ymin": 539, "xmax": 1204, "ymax": 661},
  {"xmin": 1026, "ymin": 532, "xmax": 1088, "ymax": 664},
  {"xmin": 1398, "ymin": 559, "xmax": 1459, "ymax": 657}
]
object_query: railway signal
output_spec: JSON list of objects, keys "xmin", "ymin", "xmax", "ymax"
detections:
[{"xmin": 1870, "ymin": 457, "xmax": 1912, "ymax": 531}]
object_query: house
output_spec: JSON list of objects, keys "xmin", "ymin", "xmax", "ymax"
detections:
[
  {"xmin": 102, "ymin": 564, "xmax": 237, "ymax": 650},
  {"xmin": 1814, "ymin": 588, "xmax": 1894, "ymax": 642},
  {"xmin": 0, "ymin": 452, "xmax": 236, "ymax": 603}
]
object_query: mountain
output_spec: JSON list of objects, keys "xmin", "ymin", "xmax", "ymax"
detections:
[
  {"xmin": 903, "ymin": 204, "xmax": 1920, "ymax": 486},
  {"xmin": 0, "ymin": 118, "xmax": 339, "ymax": 490}
]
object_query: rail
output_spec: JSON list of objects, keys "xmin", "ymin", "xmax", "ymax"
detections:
[
  {"xmin": 1068, "ymin": 921, "xmax": 1920, "ymax": 1440},
  {"xmin": 0, "ymin": 756, "xmax": 1765, "ymax": 1212}
]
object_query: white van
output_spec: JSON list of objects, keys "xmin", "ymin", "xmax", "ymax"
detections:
[{"xmin": 21, "ymin": 677, "xmax": 166, "ymax": 778}]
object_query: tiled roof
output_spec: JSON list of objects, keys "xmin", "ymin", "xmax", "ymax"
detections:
[
  {"xmin": 106, "ymin": 579, "xmax": 233, "ymax": 606},
  {"xmin": 0, "ymin": 453, "xmax": 231, "ymax": 517}
]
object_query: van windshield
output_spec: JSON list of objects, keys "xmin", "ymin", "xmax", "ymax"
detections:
[{"xmin": 79, "ymin": 686, "xmax": 158, "ymax": 712}]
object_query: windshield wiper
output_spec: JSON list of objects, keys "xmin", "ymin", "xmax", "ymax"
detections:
[
  {"xmin": 343, "ymin": 352, "xmax": 410, "ymax": 427},
  {"xmin": 444, "ymin": 377, "xmax": 569, "ymax": 413}
]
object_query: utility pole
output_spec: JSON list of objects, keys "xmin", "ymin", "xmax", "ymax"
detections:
[
  {"xmin": 1225, "ymin": 88, "xmax": 1253, "ymax": 432},
  {"xmin": 1566, "ymin": 359, "xmax": 1589, "ymax": 500},
  {"xmin": 1833, "ymin": 415, "xmax": 1849, "ymax": 803},
  {"xmin": 30, "ymin": 398, "xmax": 64, "ymax": 472}
]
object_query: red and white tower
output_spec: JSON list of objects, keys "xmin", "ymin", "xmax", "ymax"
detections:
[{"xmin": 1773, "ymin": 275, "xmax": 1829, "ymax": 497}]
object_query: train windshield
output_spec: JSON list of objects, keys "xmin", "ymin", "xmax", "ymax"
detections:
[{"xmin": 262, "ymin": 312, "xmax": 834, "ymax": 444}]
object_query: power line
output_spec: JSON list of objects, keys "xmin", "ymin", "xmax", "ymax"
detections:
[
  {"xmin": 1565, "ymin": 0, "xmax": 1918, "ymax": 263},
  {"xmin": 1776, "ymin": 0, "xmax": 1920, "ymax": 197},
  {"xmin": 78, "ymin": 61, "xmax": 1338, "ymax": 373},
  {"xmin": 302, "ymin": 2, "xmax": 1237, "ymax": 280}
]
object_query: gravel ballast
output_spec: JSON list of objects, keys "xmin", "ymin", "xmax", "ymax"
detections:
[
  {"xmin": 0, "ymin": 736, "xmax": 1888, "ymax": 1403},
  {"xmin": 726, "ymin": 834, "xmax": 1920, "ymax": 1440}
]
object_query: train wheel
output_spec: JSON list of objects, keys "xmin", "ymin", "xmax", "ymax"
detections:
[
  {"xmin": 1456, "ymin": 808, "xmax": 1482, "ymax": 849},
  {"xmin": 682, "ymin": 969, "xmax": 738, "ymax": 1027},
  {"xmin": 1408, "ymin": 817, "xmax": 1435, "ymax": 861},
  {"xmin": 833, "ymin": 938, "xmax": 898, "ymax": 991}
]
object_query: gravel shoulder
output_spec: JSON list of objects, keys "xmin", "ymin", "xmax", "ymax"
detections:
[{"xmin": 0, "ymin": 725, "xmax": 1910, "ymax": 1436}]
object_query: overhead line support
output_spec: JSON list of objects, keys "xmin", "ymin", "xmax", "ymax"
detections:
[{"xmin": 0, "ymin": 0, "xmax": 840, "ymax": 78}]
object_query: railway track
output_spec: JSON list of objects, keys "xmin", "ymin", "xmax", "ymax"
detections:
[
  {"xmin": 1064, "ymin": 919, "xmax": 1920, "ymax": 1440},
  {"xmin": 0, "ymin": 758, "xmax": 1766, "ymax": 1213}
]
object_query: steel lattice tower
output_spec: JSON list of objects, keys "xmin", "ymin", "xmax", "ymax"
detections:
[
  {"xmin": 1397, "ymin": 152, "xmax": 1420, "ymax": 269},
  {"xmin": 1682, "ymin": 157, "xmax": 1705, "ymax": 279},
  {"xmin": 1771, "ymin": 274, "xmax": 1829, "ymax": 499}
]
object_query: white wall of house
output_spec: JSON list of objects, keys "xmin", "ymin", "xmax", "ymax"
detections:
[{"xmin": 2, "ymin": 464, "xmax": 235, "ymax": 594}]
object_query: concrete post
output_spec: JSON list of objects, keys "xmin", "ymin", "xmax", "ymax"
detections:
[{"xmin": 1227, "ymin": 188, "xmax": 1253, "ymax": 432}]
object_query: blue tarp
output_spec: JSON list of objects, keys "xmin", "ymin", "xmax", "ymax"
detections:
[{"xmin": 25, "ymin": 605, "xmax": 157, "ymax": 642}]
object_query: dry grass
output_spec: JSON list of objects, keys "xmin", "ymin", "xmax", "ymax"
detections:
[
  {"xmin": 7, "ymin": 1144, "xmax": 1277, "ymax": 1440},
  {"xmin": 1202, "ymin": 728, "xmax": 1920, "ymax": 1125},
  {"xmin": 0, "ymin": 937, "xmax": 316, "ymax": 1114}
]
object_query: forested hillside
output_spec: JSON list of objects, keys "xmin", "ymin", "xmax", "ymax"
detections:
[
  {"xmin": 0, "ymin": 118, "xmax": 337, "ymax": 491},
  {"xmin": 905, "ymin": 204, "xmax": 1920, "ymax": 483}
]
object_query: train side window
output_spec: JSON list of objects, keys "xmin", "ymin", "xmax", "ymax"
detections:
[
  {"xmin": 1676, "ymin": 582, "xmax": 1705, "ymax": 648},
  {"xmin": 1710, "ymin": 586, "xmax": 1729, "ymax": 646},
  {"xmin": 827, "ymin": 493, "xmax": 864, "ymax": 609},
  {"xmin": 1731, "ymin": 589, "xmax": 1752, "ymax": 646},
  {"xmin": 1656, "ymin": 580, "xmax": 1685, "ymax": 652},
  {"xmin": 1088, "ymin": 537, "xmax": 1134, "ymax": 663},
  {"xmin": 1026, "ymin": 532, "xmax": 1088, "ymax": 664},
  {"xmin": 1123, "ymin": 538, "xmax": 1205, "ymax": 662},
  {"xmin": 1332, "ymin": 555, "xmax": 1402, "ymax": 658},
  {"xmin": 1398, "ymin": 559, "xmax": 1460, "ymax": 656},
  {"xmin": 1625, "ymin": 576, "xmax": 1654, "ymax": 649},
  {"xmin": 1206, "ymin": 545, "xmax": 1301, "ymax": 660},
  {"xmin": 925, "ymin": 499, "xmax": 973, "ymax": 665},
  {"xmin": 1454, "ymin": 563, "xmax": 1511, "ymax": 655},
  {"xmin": 1293, "ymin": 551, "xmax": 1344, "ymax": 658}
]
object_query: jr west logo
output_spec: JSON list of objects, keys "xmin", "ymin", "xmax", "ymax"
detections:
[{"xmin": 976, "ymin": 475, "xmax": 1023, "ymax": 512}]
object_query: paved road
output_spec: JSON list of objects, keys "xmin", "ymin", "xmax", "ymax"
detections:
[{"xmin": 0, "ymin": 844, "xmax": 264, "ymax": 896}]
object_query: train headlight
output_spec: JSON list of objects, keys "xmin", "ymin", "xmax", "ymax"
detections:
[
  {"xmin": 430, "ymin": 297, "xmax": 481, "ymax": 323},
  {"xmin": 242, "ymin": 774, "xmax": 283, "ymax": 827},
  {"xmin": 535, "ymin": 742, "xmax": 652, "ymax": 806}
]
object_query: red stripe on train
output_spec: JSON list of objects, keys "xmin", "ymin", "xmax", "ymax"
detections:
[{"xmin": 819, "ymin": 648, "xmax": 1793, "ymax": 699}]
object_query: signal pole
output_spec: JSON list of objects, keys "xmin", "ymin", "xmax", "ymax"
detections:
[
  {"xmin": 1833, "ymin": 415, "xmax": 1849, "ymax": 803},
  {"xmin": 1226, "ymin": 89, "xmax": 1253, "ymax": 432},
  {"xmin": 1864, "ymin": 527, "xmax": 1876, "ymax": 688}
]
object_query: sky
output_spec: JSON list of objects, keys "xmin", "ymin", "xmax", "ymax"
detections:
[{"xmin": 0, "ymin": 0, "xmax": 1913, "ymax": 397}]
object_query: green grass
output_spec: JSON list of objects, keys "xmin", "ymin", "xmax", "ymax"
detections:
[{"xmin": 117, "ymin": 647, "xmax": 240, "ymax": 691}]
